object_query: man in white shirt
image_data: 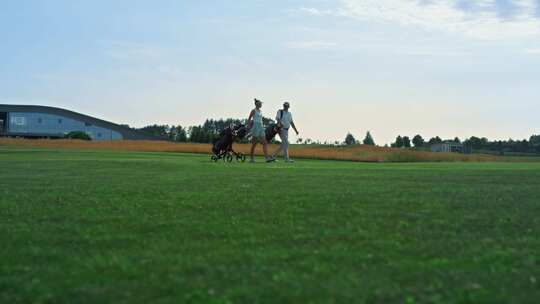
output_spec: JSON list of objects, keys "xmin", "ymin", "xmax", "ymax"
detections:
[{"xmin": 272, "ymin": 102, "xmax": 299, "ymax": 162}]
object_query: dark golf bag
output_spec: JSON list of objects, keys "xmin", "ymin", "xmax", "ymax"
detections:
[{"xmin": 265, "ymin": 123, "xmax": 282, "ymax": 142}]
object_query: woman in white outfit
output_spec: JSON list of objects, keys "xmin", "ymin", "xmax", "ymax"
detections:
[{"xmin": 247, "ymin": 99, "xmax": 275, "ymax": 163}]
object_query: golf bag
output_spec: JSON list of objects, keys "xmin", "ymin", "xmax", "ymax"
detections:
[
  {"xmin": 211, "ymin": 124, "xmax": 248, "ymax": 162},
  {"xmin": 265, "ymin": 110, "xmax": 285, "ymax": 142},
  {"xmin": 265, "ymin": 123, "xmax": 282, "ymax": 142}
]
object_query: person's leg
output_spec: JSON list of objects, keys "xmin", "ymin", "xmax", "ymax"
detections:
[
  {"xmin": 272, "ymin": 134, "xmax": 284, "ymax": 158},
  {"xmin": 262, "ymin": 138, "xmax": 269, "ymax": 158},
  {"xmin": 262, "ymin": 138, "xmax": 276, "ymax": 162},
  {"xmin": 282, "ymin": 130, "xmax": 290, "ymax": 161},
  {"xmin": 250, "ymin": 137, "xmax": 257, "ymax": 161}
]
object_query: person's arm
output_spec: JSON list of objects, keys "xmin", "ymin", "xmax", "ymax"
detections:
[
  {"xmin": 247, "ymin": 110, "xmax": 255, "ymax": 129},
  {"xmin": 291, "ymin": 121, "xmax": 299, "ymax": 135},
  {"xmin": 290, "ymin": 113, "xmax": 299, "ymax": 135}
]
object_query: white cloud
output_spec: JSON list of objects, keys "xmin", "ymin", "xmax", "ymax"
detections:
[
  {"xmin": 392, "ymin": 47, "xmax": 465, "ymax": 57},
  {"xmin": 104, "ymin": 41, "xmax": 166, "ymax": 60},
  {"xmin": 300, "ymin": 0, "xmax": 540, "ymax": 40},
  {"xmin": 524, "ymin": 48, "xmax": 540, "ymax": 54},
  {"xmin": 292, "ymin": 7, "xmax": 335, "ymax": 16},
  {"xmin": 287, "ymin": 41, "xmax": 338, "ymax": 50}
]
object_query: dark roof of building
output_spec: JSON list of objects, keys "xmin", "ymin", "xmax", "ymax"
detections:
[{"xmin": 0, "ymin": 104, "xmax": 165, "ymax": 141}]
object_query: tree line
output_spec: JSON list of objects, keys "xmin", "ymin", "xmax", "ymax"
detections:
[
  {"xmin": 134, "ymin": 117, "xmax": 275, "ymax": 143},
  {"xmin": 344, "ymin": 132, "xmax": 540, "ymax": 154},
  {"xmin": 133, "ymin": 120, "xmax": 540, "ymax": 155}
]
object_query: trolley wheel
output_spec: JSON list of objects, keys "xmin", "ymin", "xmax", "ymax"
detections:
[
  {"xmin": 226, "ymin": 154, "xmax": 234, "ymax": 163},
  {"xmin": 237, "ymin": 154, "xmax": 246, "ymax": 162}
]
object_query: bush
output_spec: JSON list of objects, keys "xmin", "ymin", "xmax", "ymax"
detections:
[{"xmin": 66, "ymin": 131, "xmax": 92, "ymax": 141}]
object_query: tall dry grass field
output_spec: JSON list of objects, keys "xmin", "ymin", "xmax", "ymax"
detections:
[{"xmin": 0, "ymin": 138, "xmax": 531, "ymax": 162}]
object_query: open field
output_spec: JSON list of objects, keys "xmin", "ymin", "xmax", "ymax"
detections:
[
  {"xmin": 1, "ymin": 138, "xmax": 539, "ymax": 162},
  {"xmin": 1, "ymin": 147, "xmax": 540, "ymax": 303}
]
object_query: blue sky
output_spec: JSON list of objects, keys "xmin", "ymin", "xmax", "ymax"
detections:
[{"xmin": 1, "ymin": 0, "xmax": 539, "ymax": 144}]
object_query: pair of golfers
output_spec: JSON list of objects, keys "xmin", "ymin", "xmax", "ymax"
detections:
[{"xmin": 247, "ymin": 99, "xmax": 299, "ymax": 163}]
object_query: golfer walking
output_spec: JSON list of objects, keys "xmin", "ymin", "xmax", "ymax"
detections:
[
  {"xmin": 272, "ymin": 102, "xmax": 299, "ymax": 162},
  {"xmin": 247, "ymin": 99, "xmax": 275, "ymax": 163}
]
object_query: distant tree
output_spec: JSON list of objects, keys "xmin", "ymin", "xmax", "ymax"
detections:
[
  {"xmin": 531, "ymin": 135, "xmax": 540, "ymax": 153},
  {"xmin": 403, "ymin": 136, "xmax": 411, "ymax": 148},
  {"xmin": 170, "ymin": 125, "xmax": 187, "ymax": 142},
  {"xmin": 168, "ymin": 127, "xmax": 177, "ymax": 141},
  {"xmin": 179, "ymin": 127, "xmax": 188, "ymax": 142},
  {"xmin": 363, "ymin": 131, "xmax": 375, "ymax": 146},
  {"xmin": 529, "ymin": 135, "xmax": 540, "ymax": 153},
  {"xmin": 202, "ymin": 119, "xmax": 218, "ymax": 143},
  {"xmin": 519, "ymin": 139, "xmax": 529, "ymax": 152},
  {"xmin": 344, "ymin": 133, "xmax": 357, "ymax": 145},
  {"xmin": 392, "ymin": 135, "xmax": 404, "ymax": 148},
  {"xmin": 262, "ymin": 116, "xmax": 276, "ymax": 127},
  {"xmin": 428, "ymin": 136, "xmax": 443, "ymax": 145},
  {"xmin": 189, "ymin": 126, "xmax": 206, "ymax": 143},
  {"xmin": 138, "ymin": 125, "xmax": 169, "ymax": 137},
  {"xmin": 530, "ymin": 135, "xmax": 540, "ymax": 146},
  {"xmin": 424, "ymin": 134, "xmax": 540, "ymax": 155},
  {"xmin": 467, "ymin": 136, "xmax": 484, "ymax": 149},
  {"xmin": 454, "ymin": 137, "xmax": 461, "ymax": 143},
  {"xmin": 412, "ymin": 134, "xmax": 425, "ymax": 148},
  {"xmin": 296, "ymin": 138, "xmax": 303, "ymax": 144}
]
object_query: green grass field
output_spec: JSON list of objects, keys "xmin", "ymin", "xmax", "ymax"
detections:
[{"xmin": 1, "ymin": 147, "xmax": 540, "ymax": 303}]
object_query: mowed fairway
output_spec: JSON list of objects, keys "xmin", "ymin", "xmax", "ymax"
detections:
[{"xmin": 1, "ymin": 148, "xmax": 540, "ymax": 303}]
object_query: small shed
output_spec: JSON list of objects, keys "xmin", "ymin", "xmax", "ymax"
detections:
[{"xmin": 431, "ymin": 142, "xmax": 464, "ymax": 153}]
